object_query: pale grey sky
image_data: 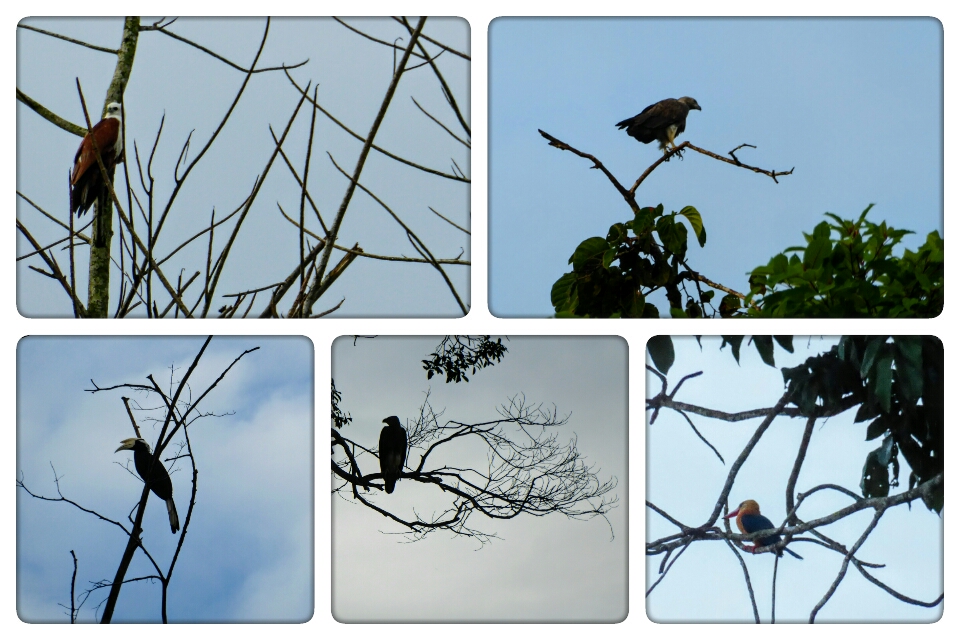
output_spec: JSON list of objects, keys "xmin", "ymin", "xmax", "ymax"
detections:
[
  {"xmin": 17, "ymin": 17, "xmax": 469, "ymax": 317},
  {"xmin": 332, "ymin": 336, "xmax": 628, "ymax": 622}
]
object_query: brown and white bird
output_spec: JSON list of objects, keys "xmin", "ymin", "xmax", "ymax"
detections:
[
  {"xmin": 71, "ymin": 102, "xmax": 123, "ymax": 216},
  {"xmin": 378, "ymin": 416, "xmax": 407, "ymax": 494},
  {"xmin": 115, "ymin": 437, "xmax": 179, "ymax": 533},
  {"xmin": 616, "ymin": 96, "xmax": 701, "ymax": 152}
]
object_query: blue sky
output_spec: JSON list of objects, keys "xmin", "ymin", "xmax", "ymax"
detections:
[
  {"xmin": 646, "ymin": 337, "xmax": 942, "ymax": 623},
  {"xmin": 332, "ymin": 336, "xmax": 627, "ymax": 622},
  {"xmin": 489, "ymin": 18, "xmax": 942, "ymax": 316},
  {"xmin": 17, "ymin": 18, "xmax": 469, "ymax": 317},
  {"xmin": 16, "ymin": 336, "xmax": 313, "ymax": 623}
]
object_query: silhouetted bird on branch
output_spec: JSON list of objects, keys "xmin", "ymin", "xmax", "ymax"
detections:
[{"xmin": 116, "ymin": 437, "xmax": 180, "ymax": 533}]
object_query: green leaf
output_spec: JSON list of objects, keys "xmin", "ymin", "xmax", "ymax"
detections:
[
  {"xmin": 861, "ymin": 442, "xmax": 891, "ymax": 498},
  {"xmin": 656, "ymin": 216, "xmax": 687, "ymax": 255},
  {"xmin": 860, "ymin": 338, "xmax": 883, "ymax": 379},
  {"xmin": 893, "ymin": 337, "xmax": 924, "ymax": 402},
  {"xmin": 606, "ymin": 223, "xmax": 627, "ymax": 244},
  {"xmin": 923, "ymin": 484, "xmax": 944, "ymax": 514},
  {"xmin": 718, "ymin": 294, "xmax": 740, "ymax": 317},
  {"xmin": 872, "ymin": 354, "xmax": 894, "ymax": 413},
  {"xmin": 876, "ymin": 434, "xmax": 896, "ymax": 466},
  {"xmin": 602, "ymin": 247, "xmax": 618, "ymax": 269},
  {"xmin": 678, "ymin": 206, "xmax": 707, "ymax": 247},
  {"xmin": 569, "ymin": 237, "xmax": 609, "ymax": 270},
  {"xmin": 771, "ymin": 253, "xmax": 789, "ymax": 276},
  {"xmin": 721, "ymin": 336, "xmax": 744, "ymax": 363},
  {"xmin": 632, "ymin": 208, "xmax": 658, "ymax": 236},
  {"xmin": 550, "ymin": 272, "xmax": 578, "ymax": 311},
  {"xmin": 753, "ymin": 336, "xmax": 775, "ymax": 367},
  {"xmin": 803, "ymin": 222, "xmax": 832, "ymax": 268},
  {"xmin": 865, "ymin": 416, "xmax": 889, "ymax": 441},
  {"xmin": 853, "ymin": 401, "xmax": 879, "ymax": 423},
  {"xmin": 774, "ymin": 336, "xmax": 794, "ymax": 353},
  {"xmin": 647, "ymin": 335, "xmax": 675, "ymax": 374}
]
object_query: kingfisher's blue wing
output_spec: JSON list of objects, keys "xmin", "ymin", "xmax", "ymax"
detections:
[{"xmin": 740, "ymin": 513, "xmax": 781, "ymax": 546}]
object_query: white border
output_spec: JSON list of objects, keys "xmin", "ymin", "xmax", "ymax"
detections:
[{"xmin": 6, "ymin": 2, "xmax": 954, "ymax": 635}]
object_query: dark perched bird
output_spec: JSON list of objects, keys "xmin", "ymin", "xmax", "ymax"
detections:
[
  {"xmin": 71, "ymin": 102, "xmax": 123, "ymax": 216},
  {"xmin": 378, "ymin": 416, "xmax": 407, "ymax": 494},
  {"xmin": 725, "ymin": 499, "xmax": 802, "ymax": 559},
  {"xmin": 115, "ymin": 437, "xmax": 179, "ymax": 533},
  {"xmin": 616, "ymin": 96, "xmax": 701, "ymax": 152}
]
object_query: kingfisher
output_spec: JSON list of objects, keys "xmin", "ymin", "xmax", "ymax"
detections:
[{"xmin": 725, "ymin": 499, "xmax": 802, "ymax": 559}]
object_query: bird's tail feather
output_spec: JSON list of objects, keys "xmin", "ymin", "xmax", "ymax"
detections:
[
  {"xmin": 785, "ymin": 547, "xmax": 803, "ymax": 560},
  {"xmin": 167, "ymin": 499, "xmax": 180, "ymax": 534}
]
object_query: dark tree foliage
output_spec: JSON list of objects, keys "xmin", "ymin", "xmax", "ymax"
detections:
[
  {"xmin": 538, "ymin": 127, "xmax": 791, "ymax": 319},
  {"xmin": 552, "ymin": 203, "xmax": 941, "ymax": 319},
  {"xmin": 422, "ymin": 336, "xmax": 508, "ymax": 383},
  {"xmin": 648, "ymin": 335, "xmax": 943, "ymax": 514},
  {"xmin": 782, "ymin": 336, "xmax": 943, "ymax": 513},
  {"xmin": 551, "ymin": 204, "xmax": 709, "ymax": 318},
  {"xmin": 746, "ymin": 205, "xmax": 943, "ymax": 318},
  {"xmin": 331, "ymin": 380, "xmax": 352, "ymax": 430}
]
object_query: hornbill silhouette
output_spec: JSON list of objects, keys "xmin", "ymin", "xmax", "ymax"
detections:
[
  {"xmin": 378, "ymin": 416, "xmax": 407, "ymax": 494},
  {"xmin": 116, "ymin": 437, "xmax": 180, "ymax": 533}
]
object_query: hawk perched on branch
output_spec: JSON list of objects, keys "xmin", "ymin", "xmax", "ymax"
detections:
[
  {"xmin": 71, "ymin": 102, "xmax": 123, "ymax": 216},
  {"xmin": 379, "ymin": 416, "xmax": 407, "ymax": 494},
  {"xmin": 616, "ymin": 97, "xmax": 701, "ymax": 151}
]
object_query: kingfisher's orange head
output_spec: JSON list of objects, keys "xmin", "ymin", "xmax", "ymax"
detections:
[
  {"xmin": 724, "ymin": 500, "xmax": 761, "ymax": 535},
  {"xmin": 725, "ymin": 499, "xmax": 761, "ymax": 519}
]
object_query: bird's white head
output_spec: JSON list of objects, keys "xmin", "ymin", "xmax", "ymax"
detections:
[{"xmin": 104, "ymin": 102, "xmax": 122, "ymax": 121}]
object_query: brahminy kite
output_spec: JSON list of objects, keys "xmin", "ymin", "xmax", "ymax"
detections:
[
  {"xmin": 70, "ymin": 102, "xmax": 123, "ymax": 216},
  {"xmin": 616, "ymin": 97, "xmax": 701, "ymax": 152},
  {"xmin": 379, "ymin": 416, "xmax": 407, "ymax": 494},
  {"xmin": 725, "ymin": 499, "xmax": 802, "ymax": 559}
]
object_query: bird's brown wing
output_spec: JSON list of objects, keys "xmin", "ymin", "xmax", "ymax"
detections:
[
  {"xmin": 632, "ymin": 99, "xmax": 685, "ymax": 131},
  {"xmin": 71, "ymin": 118, "xmax": 120, "ymax": 186}
]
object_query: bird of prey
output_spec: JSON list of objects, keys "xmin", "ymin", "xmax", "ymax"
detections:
[
  {"xmin": 71, "ymin": 102, "xmax": 124, "ymax": 216},
  {"xmin": 115, "ymin": 437, "xmax": 180, "ymax": 533},
  {"xmin": 616, "ymin": 97, "xmax": 701, "ymax": 152},
  {"xmin": 725, "ymin": 499, "xmax": 802, "ymax": 559},
  {"xmin": 379, "ymin": 416, "xmax": 407, "ymax": 494}
]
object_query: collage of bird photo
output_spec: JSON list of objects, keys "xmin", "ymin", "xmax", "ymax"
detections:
[{"xmin": 11, "ymin": 10, "xmax": 946, "ymax": 634}]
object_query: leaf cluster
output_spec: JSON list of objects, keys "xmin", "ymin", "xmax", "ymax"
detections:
[
  {"xmin": 422, "ymin": 336, "xmax": 508, "ymax": 383},
  {"xmin": 648, "ymin": 335, "xmax": 943, "ymax": 514},
  {"xmin": 781, "ymin": 336, "xmax": 943, "ymax": 512},
  {"xmin": 331, "ymin": 380, "xmax": 352, "ymax": 430},
  {"xmin": 747, "ymin": 205, "xmax": 943, "ymax": 317},
  {"xmin": 647, "ymin": 335, "xmax": 796, "ymax": 376},
  {"xmin": 550, "ymin": 204, "xmax": 709, "ymax": 318}
]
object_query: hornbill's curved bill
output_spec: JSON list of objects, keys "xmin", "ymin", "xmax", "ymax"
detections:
[{"xmin": 115, "ymin": 437, "xmax": 180, "ymax": 533}]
